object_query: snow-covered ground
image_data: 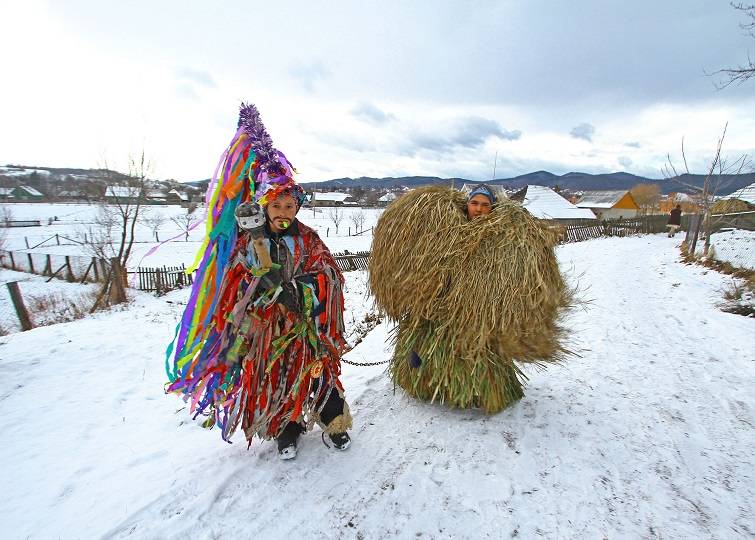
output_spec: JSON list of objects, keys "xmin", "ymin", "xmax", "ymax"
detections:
[
  {"xmin": 1, "ymin": 203, "xmax": 381, "ymax": 269},
  {"xmin": 1, "ymin": 235, "xmax": 753, "ymax": 539},
  {"xmin": 706, "ymin": 229, "xmax": 755, "ymax": 271},
  {"xmin": 0, "ymin": 269, "xmax": 101, "ymax": 334}
]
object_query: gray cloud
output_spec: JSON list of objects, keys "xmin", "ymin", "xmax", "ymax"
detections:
[
  {"xmin": 351, "ymin": 102, "xmax": 395, "ymax": 125},
  {"xmin": 407, "ymin": 116, "xmax": 521, "ymax": 155},
  {"xmin": 289, "ymin": 61, "xmax": 330, "ymax": 92},
  {"xmin": 570, "ymin": 123, "xmax": 595, "ymax": 142},
  {"xmin": 625, "ymin": 141, "xmax": 642, "ymax": 148},
  {"xmin": 618, "ymin": 156, "xmax": 633, "ymax": 169},
  {"xmin": 452, "ymin": 117, "xmax": 521, "ymax": 145},
  {"xmin": 175, "ymin": 67, "xmax": 216, "ymax": 88}
]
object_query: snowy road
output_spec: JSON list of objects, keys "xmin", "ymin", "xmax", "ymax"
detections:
[{"xmin": 0, "ymin": 236, "xmax": 753, "ymax": 539}]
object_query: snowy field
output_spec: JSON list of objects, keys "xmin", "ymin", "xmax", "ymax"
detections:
[
  {"xmin": 1, "ymin": 203, "xmax": 382, "ymax": 269},
  {"xmin": 1, "ymin": 234, "xmax": 753, "ymax": 539},
  {"xmin": 0, "ymin": 269, "xmax": 101, "ymax": 334}
]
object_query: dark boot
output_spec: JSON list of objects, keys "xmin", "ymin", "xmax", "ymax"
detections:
[
  {"xmin": 319, "ymin": 391, "xmax": 352, "ymax": 451},
  {"xmin": 276, "ymin": 421, "xmax": 304, "ymax": 460},
  {"xmin": 327, "ymin": 431, "xmax": 351, "ymax": 450}
]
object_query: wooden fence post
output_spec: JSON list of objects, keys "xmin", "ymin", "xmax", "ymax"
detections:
[
  {"xmin": 7, "ymin": 281, "xmax": 33, "ymax": 331},
  {"xmin": 9, "ymin": 251, "xmax": 15, "ymax": 270},
  {"xmin": 24, "ymin": 237, "xmax": 30, "ymax": 249},
  {"xmin": 27, "ymin": 253, "xmax": 35, "ymax": 274},
  {"xmin": 65, "ymin": 256, "xmax": 74, "ymax": 281},
  {"xmin": 92, "ymin": 257, "xmax": 99, "ymax": 281},
  {"xmin": 80, "ymin": 259, "xmax": 94, "ymax": 283}
]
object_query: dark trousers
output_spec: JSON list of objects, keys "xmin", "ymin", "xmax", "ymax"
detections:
[{"xmin": 278, "ymin": 387, "xmax": 346, "ymax": 441}]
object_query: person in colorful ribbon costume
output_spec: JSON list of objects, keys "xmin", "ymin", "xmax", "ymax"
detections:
[{"xmin": 166, "ymin": 103, "xmax": 351, "ymax": 460}]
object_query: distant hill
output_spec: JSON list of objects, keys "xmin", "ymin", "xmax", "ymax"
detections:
[
  {"xmin": 3, "ymin": 164, "xmax": 753, "ymax": 196},
  {"xmin": 0, "ymin": 165, "xmax": 196, "ymax": 199},
  {"xmin": 301, "ymin": 171, "xmax": 755, "ymax": 195}
]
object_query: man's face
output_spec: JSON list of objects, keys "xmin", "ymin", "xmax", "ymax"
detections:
[
  {"xmin": 267, "ymin": 194, "xmax": 297, "ymax": 232},
  {"xmin": 467, "ymin": 194, "xmax": 493, "ymax": 219}
]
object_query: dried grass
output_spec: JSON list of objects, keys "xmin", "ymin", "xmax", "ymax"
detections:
[
  {"xmin": 369, "ymin": 186, "xmax": 572, "ymax": 412},
  {"xmin": 26, "ymin": 289, "xmax": 100, "ymax": 327}
]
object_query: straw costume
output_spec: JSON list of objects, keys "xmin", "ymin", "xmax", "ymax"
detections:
[
  {"xmin": 166, "ymin": 103, "xmax": 351, "ymax": 453},
  {"xmin": 369, "ymin": 185, "xmax": 571, "ymax": 413}
]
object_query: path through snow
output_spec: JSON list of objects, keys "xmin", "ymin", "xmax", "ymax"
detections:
[{"xmin": 0, "ymin": 236, "xmax": 752, "ymax": 539}]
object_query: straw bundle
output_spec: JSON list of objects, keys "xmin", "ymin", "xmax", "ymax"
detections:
[{"xmin": 369, "ymin": 185, "xmax": 571, "ymax": 412}]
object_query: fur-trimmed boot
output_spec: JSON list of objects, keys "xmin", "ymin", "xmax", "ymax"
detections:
[{"xmin": 320, "ymin": 393, "xmax": 353, "ymax": 452}]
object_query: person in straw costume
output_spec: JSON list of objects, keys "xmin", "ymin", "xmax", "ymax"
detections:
[
  {"xmin": 167, "ymin": 103, "xmax": 351, "ymax": 460},
  {"xmin": 369, "ymin": 183, "xmax": 572, "ymax": 413}
]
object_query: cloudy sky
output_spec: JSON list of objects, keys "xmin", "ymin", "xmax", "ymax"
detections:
[{"xmin": 2, "ymin": 1, "xmax": 755, "ymax": 182}]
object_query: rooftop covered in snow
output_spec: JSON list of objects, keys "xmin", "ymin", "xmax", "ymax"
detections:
[
  {"xmin": 725, "ymin": 182, "xmax": 755, "ymax": 205},
  {"xmin": 521, "ymin": 185, "xmax": 596, "ymax": 220},
  {"xmin": 576, "ymin": 190, "xmax": 633, "ymax": 209}
]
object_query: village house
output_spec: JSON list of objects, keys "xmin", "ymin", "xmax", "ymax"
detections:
[
  {"xmin": 575, "ymin": 190, "xmax": 640, "ymax": 220},
  {"xmin": 515, "ymin": 185, "xmax": 595, "ymax": 221},
  {"xmin": 9, "ymin": 186, "xmax": 45, "ymax": 201},
  {"xmin": 58, "ymin": 189, "xmax": 89, "ymax": 202},
  {"xmin": 166, "ymin": 189, "xmax": 190, "ymax": 206},
  {"xmin": 377, "ymin": 192, "xmax": 397, "ymax": 206},
  {"xmin": 308, "ymin": 192, "xmax": 354, "ymax": 207},
  {"xmin": 145, "ymin": 189, "xmax": 168, "ymax": 205},
  {"xmin": 105, "ymin": 185, "xmax": 142, "ymax": 204},
  {"xmin": 659, "ymin": 192, "xmax": 699, "ymax": 214}
]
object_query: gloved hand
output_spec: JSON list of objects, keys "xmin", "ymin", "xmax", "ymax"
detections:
[
  {"xmin": 277, "ymin": 281, "xmax": 300, "ymax": 314},
  {"xmin": 261, "ymin": 267, "xmax": 282, "ymax": 290},
  {"xmin": 409, "ymin": 351, "xmax": 422, "ymax": 369}
]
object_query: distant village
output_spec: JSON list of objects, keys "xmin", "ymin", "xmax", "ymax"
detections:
[{"xmin": 1, "ymin": 165, "xmax": 753, "ymax": 222}]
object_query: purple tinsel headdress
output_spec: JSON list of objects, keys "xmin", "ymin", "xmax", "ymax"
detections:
[
  {"xmin": 238, "ymin": 102, "xmax": 285, "ymax": 177},
  {"xmin": 237, "ymin": 102, "xmax": 303, "ymax": 206}
]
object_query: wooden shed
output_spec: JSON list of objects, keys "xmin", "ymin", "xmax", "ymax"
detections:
[{"xmin": 576, "ymin": 190, "xmax": 640, "ymax": 220}]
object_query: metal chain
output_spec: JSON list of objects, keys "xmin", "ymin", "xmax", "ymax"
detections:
[{"xmin": 340, "ymin": 357, "xmax": 390, "ymax": 367}]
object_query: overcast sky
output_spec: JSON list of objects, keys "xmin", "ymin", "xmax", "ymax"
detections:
[{"xmin": 2, "ymin": 1, "xmax": 755, "ymax": 182}]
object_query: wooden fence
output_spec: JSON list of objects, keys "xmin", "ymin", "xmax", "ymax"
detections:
[
  {"xmin": 557, "ymin": 215, "xmax": 675, "ymax": 243},
  {"xmin": 130, "ymin": 264, "xmax": 193, "ymax": 293},
  {"xmin": 0, "ymin": 250, "xmax": 107, "ymax": 283},
  {"xmin": 0, "ymin": 220, "xmax": 41, "ymax": 228},
  {"xmin": 333, "ymin": 251, "xmax": 370, "ymax": 271}
]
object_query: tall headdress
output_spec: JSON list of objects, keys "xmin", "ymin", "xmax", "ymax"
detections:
[{"xmin": 165, "ymin": 102, "xmax": 303, "ymax": 383}]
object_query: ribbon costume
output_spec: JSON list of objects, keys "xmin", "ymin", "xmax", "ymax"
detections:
[{"xmin": 166, "ymin": 103, "xmax": 351, "ymax": 449}]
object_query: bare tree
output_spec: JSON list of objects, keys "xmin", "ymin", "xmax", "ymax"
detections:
[
  {"xmin": 87, "ymin": 152, "xmax": 151, "ymax": 308},
  {"xmin": 0, "ymin": 204, "xmax": 12, "ymax": 227},
  {"xmin": 0, "ymin": 204, "xmax": 11, "ymax": 251},
  {"xmin": 630, "ymin": 183, "xmax": 662, "ymax": 215},
  {"xmin": 328, "ymin": 207, "xmax": 344, "ymax": 234},
  {"xmin": 170, "ymin": 203, "xmax": 199, "ymax": 241},
  {"xmin": 711, "ymin": 3, "xmax": 755, "ymax": 87},
  {"xmin": 662, "ymin": 123, "xmax": 750, "ymax": 256},
  {"xmin": 141, "ymin": 208, "xmax": 168, "ymax": 242},
  {"xmin": 349, "ymin": 209, "xmax": 366, "ymax": 234}
]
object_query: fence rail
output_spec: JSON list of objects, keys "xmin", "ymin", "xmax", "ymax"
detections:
[
  {"xmin": 0, "ymin": 220, "xmax": 41, "ymax": 228},
  {"xmin": 0, "ymin": 249, "xmax": 107, "ymax": 283},
  {"xmin": 332, "ymin": 251, "xmax": 370, "ymax": 271}
]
